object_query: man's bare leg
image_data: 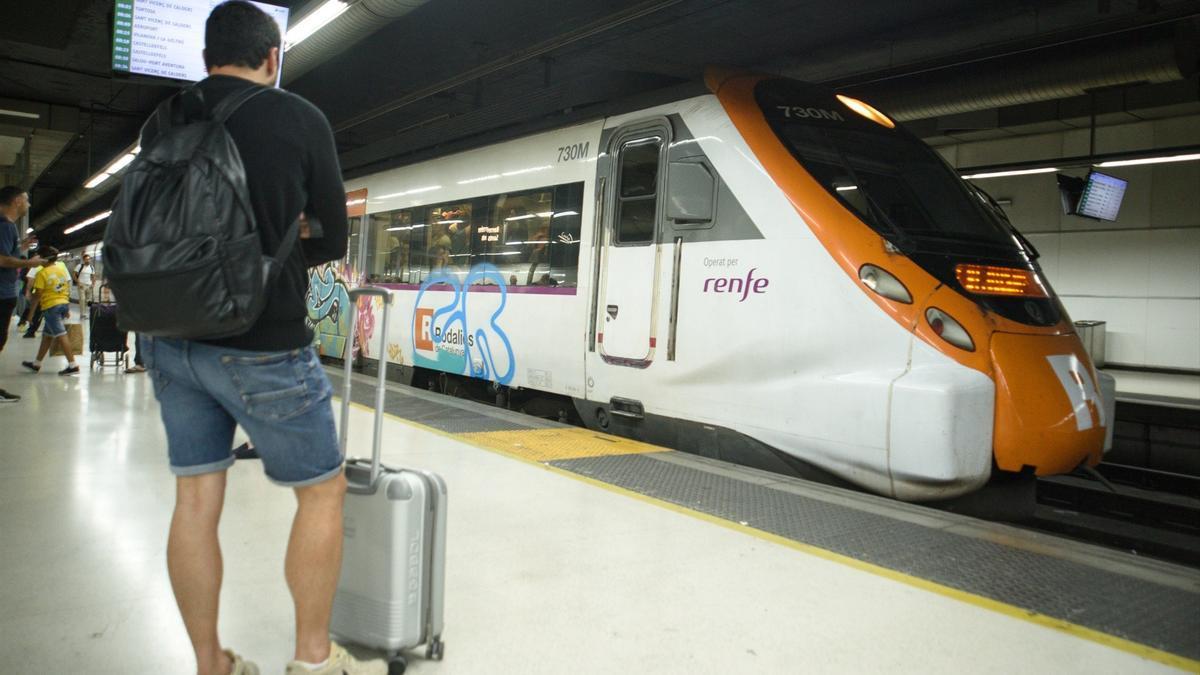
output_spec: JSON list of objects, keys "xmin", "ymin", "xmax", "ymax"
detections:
[
  {"xmin": 286, "ymin": 472, "xmax": 347, "ymax": 663},
  {"xmin": 168, "ymin": 471, "xmax": 233, "ymax": 675},
  {"xmin": 34, "ymin": 335, "xmax": 52, "ymax": 361}
]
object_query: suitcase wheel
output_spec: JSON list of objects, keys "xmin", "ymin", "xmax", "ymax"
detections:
[
  {"xmin": 387, "ymin": 656, "xmax": 407, "ymax": 674},
  {"xmin": 426, "ymin": 638, "xmax": 445, "ymax": 661}
]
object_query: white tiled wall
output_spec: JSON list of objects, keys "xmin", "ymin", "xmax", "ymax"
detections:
[{"xmin": 943, "ymin": 115, "xmax": 1200, "ymax": 371}]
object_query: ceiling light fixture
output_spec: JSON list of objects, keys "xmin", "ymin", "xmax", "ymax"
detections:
[
  {"xmin": 64, "ymin": 210, "xmax": 112, "ymax": 236},
  {"xmin": 0, "ymin": 109, "xmax": 39, "ymax": 120},
  {"xmin": 1096, "ymin": 153, "xmax": 1200, "ymax": 168},
  {"xmin": 83, "ymin": 144, "xmax": 140, "ymax": 190},
  {"xmin": 961, "ymin": 167, "xmax": 1059, "ymax": 180},
  {"xmin": 284, "ymin": 0, "xmax": 350, "ymax": 51}
]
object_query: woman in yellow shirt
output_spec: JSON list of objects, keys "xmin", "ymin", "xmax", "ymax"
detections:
[{"xmin": 21, "ymin": 246, "xmax": 79, "ymax": 375}]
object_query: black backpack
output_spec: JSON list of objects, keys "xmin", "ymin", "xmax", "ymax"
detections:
[{"xmin": 103, "ymin": 85, "xmax": 299, "ymax": 340}]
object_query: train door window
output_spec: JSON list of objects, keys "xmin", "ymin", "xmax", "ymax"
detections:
[{"xmin": 615, "ymin": 137, "xmax": 662, "ymax": 245}]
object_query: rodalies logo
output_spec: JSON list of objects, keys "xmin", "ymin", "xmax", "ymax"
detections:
[
  {"xmin": 411, "ymin": 264, "xmax": 516, "ymax": 385},
  {"xmin": 1046, "ymin": 354, "xmax": 1107, "ymax": 431}
]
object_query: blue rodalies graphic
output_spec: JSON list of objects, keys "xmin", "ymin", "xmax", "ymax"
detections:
[
  {"xmin": 306, "ymin": 263, "xmax": 352, "ymax": 359},
  {"xmin": 413, "ymin": 263, "xmax": 516, "ymax": 385}
]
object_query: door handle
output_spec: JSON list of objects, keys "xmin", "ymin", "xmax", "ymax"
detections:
[{"xmin": 606, "ymin": 304, "xmax": 619, "ymax": 320}]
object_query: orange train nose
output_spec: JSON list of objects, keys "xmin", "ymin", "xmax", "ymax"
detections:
[{"xmin": 991, "ymin": 332, "xmax": 1109, "ymax": 475}]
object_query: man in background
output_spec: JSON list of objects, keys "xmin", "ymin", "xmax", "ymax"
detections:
[
  {"xmin": 0, "ymin": 186, "xmax": 44, "ymax": 402},
  {"xmin": 74, "ymin": 252, "xmax": 96, "ymax": 319}
]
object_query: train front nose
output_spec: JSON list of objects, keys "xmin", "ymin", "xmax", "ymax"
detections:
[{"xmin": 990, "ymin": 332, "xmax": 1116, "ymax": 475}]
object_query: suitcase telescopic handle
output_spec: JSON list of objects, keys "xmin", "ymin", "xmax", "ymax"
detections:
[{"xmin": 341, "ymin": 286, "xmax": 393, "ymax": 488}]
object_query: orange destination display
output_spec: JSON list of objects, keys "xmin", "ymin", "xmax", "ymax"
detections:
[{"xmin": 955, "ymin": 264, "xmax": 1047, "ymax": 297}]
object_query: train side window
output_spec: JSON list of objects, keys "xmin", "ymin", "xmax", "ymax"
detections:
[
  {"xmin": 364, "ymin": 209, "xmax": 419, "ymax": 284},
  {"xmin": 548, "ymin": 182, "xmax": 583, "ymax": 286},
  {"xmin": 345, "ymin": 216, "xmax": 363, "ymax": 279},
  {"xmin": 616, "ymin": 137, "xmax": 662, "ymax": 245}
]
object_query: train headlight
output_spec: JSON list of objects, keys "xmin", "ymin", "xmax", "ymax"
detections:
[
  {"xmin": 836, "ymin": 94, "xmax": 896, "ymax": 129},
  {"xmin": 859, "ymin": 264, "xmax": 912, "ymax": 304},
  {"xmin": 926, "ymin": 308, "xmax": 975, "ymax": 351}
]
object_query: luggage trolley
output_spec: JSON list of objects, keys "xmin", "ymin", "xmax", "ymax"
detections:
[{"xmin": 89, "ymin": 285, "xmax": 129, "ymax": 369}]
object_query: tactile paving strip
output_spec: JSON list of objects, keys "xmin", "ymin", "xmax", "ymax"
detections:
[
  {"xmin": 552, "ymin": 453, "xmax": 1200, "ymax": 661},
  {"xmin": 462, "ymin": 428, "xmax": 668, "ymax": 462}
]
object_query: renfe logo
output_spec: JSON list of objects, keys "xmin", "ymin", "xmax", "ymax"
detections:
[
  {"xmin": 1047, "ymin": 354, "xmax": 1107, "ymax": 431},
  {"xmin": 704, "ymin": 267, "xmax": 769, "ymax": 302},
  {"xmin": 414, "ymin": 308, "xmax": 435, "ymax": 351}
]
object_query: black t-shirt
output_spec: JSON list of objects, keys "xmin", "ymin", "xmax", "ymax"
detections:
[{"xmin": 141, "ymin": 75, "xmax": 348, "ymax": 351}]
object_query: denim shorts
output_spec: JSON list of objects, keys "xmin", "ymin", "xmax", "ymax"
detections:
[
  {"xmin": 142, "ymin": 336, "xmax": 343, "ymax": 486},
  {"xmin": 42, "ymin": 304, "xmax": 69, "ymax": 338}
]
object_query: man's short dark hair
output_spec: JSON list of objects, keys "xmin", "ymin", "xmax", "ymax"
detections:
[
  {"xmin": 39, "ymin": 246, "xmax": 59, "ymax": 262},
  {"xmin": 0, "ymin": 185, "xmax": 25, "ymax": 206},
  {"xmin": 204, "ymin": 1, "xmax": 281, "ymax": 70}
]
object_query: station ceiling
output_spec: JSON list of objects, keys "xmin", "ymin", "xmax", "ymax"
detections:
[{"xmin": 1, "ymin": 0, "xmax": 1197, "ymax": 248}]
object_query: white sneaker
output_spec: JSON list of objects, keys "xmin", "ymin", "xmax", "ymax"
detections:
[{"xmin": 285, "ymin": 642, "xmax": 387, "ymax": 675}]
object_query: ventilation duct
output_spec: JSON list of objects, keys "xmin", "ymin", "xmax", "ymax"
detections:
[
  {"xmin": 281, "ymin": 0, "xmax": 431, "ymax": 85},
  {"xmin": 852, "ymin": 25, "xmax": 1197, "ymax": 122}
]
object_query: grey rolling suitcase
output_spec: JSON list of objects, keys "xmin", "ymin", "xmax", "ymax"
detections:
[{"xmin": 331, "ymin": 287, "xmax": 447, "ymax": 674}]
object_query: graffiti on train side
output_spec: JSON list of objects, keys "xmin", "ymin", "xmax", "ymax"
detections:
[
  {"xmin": 412, "ymin": 264, "xmax": 516, "ymax": 385},
  {"xmin": 306, "ymin": 263, "xmax": 352, "ymax": 359}
]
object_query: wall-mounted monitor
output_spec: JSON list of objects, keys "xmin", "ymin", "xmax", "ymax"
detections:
[
  {"xmin": 1075, "ymin": 171, "xmax": 1128, "ymax": 221},
  {"xmin": 113, "ymin": 0, "xmax": 289, "ymax": 83},
  {"xmin": 1056, "ymin": 170, "xmax": 1128, "ymax": 222}
]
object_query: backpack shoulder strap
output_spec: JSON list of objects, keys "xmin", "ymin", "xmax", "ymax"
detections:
[{"xmin": 212, "ymin": 85, "xmax": 270, "ymax": 124}]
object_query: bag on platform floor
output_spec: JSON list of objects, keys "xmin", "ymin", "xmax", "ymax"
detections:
[{"xmin": 50, "ymin": 323, "xmax": 84, "ymax": 357}]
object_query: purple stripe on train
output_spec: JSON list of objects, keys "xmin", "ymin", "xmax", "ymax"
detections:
[{"xmin": 371, "ymin": 282, "xmax": 577, "ymax": 296}]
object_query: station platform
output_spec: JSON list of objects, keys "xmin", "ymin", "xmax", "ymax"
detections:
[{"xmin": 2, "ymin": 320, "xmax": 1199, "ymax": 674}]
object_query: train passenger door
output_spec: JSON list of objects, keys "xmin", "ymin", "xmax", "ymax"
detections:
[{"xmin": 594, "ymin": 121, "xmax": 669, "ymax": 367}]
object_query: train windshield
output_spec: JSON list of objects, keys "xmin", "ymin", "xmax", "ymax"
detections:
[{"xmin": 755, "ymin": 80, "xmax": 1017, "ymax": 252}]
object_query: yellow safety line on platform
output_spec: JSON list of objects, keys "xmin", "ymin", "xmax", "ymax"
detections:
[
  {"xmin": 341, "ymin": 398, "xmax": 1200, "ymax": 673},
  {"xmin": 460, "ymin": 427, "xmax": 667, "ymax": 462}
]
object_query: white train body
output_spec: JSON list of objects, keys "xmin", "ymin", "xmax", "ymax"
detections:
[{"xmin": 321, "ymin": 71, "xmax": 1115, "ymax": 501}]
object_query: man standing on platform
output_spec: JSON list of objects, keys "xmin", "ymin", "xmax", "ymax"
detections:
[
  {"xmin": 0, "ymin": 186, "xmax": 44, "ymax": 402},
  {"xmin": 127, "ymin": 3, "xmax": 379, "ymax": 674}
]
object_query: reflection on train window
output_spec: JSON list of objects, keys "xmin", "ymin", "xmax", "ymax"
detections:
[
  {"xmin": 616, "ymin": 137, "xmax": 661, "ymax": 245},
  {"xmin": 364, "ymin": 208, "xmax": 425, "ymax": 284},
  {"xmin": 427, "ymin": 201, "xmax": 474, "ymax": 275},
  {"xmin": 362, "ymin": 181, "xmax": 583, "ymax": 287}
]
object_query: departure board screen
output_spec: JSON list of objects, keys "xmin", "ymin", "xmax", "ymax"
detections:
[
  {"xmin": 113, "ymin": 0, "xmax": 289, "ymax": 82},
  {"xmin": 1075, "ymin": 171, "xmax": 1128, "ymax": 221}
]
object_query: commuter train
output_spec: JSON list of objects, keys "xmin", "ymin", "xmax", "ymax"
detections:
[{"xmin": 312, "ymin": 68, "xmax": 1116, "ymax": 501}]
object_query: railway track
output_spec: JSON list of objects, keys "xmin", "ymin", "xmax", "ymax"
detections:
[{"xmin": 1030, "ymin": 463, "xmax": 1200, "ymax": 567}]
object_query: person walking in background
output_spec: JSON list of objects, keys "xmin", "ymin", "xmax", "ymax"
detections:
[
  {"xmin": 21, "ymin": 246, "xmax": 79, "ymax": 376},
  {"xmin": 0, "ymin": 186, "xmax": 45, "ymax": 402},
  {"xmin": 21, "ymin": 260, "xmax": 44, "ymax": 338},
  {"xmin": 74, "ymin": 252, "xmax": 96, "ymax": 320}
]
